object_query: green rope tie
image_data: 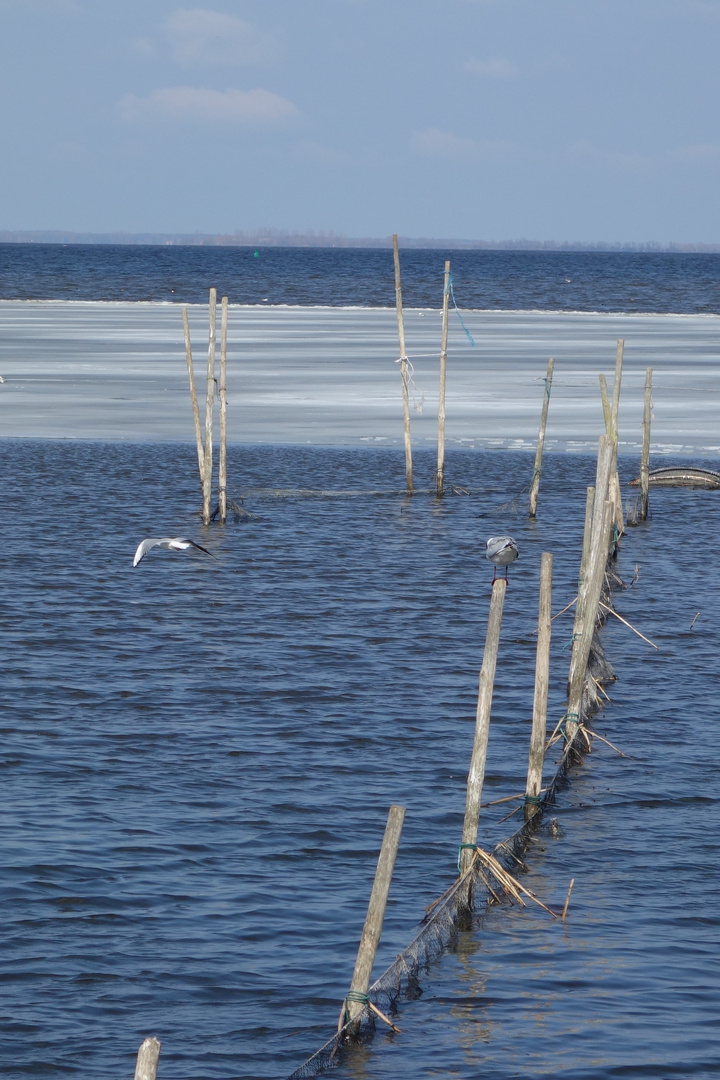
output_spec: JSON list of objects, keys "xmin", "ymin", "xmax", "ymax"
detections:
[
  {"xmin": 346, "ymin": 991, "xmax": 370, "ymax": 1005},
  {"xmin": 457, "ymin": 842, "xmax": 477, "ymax": 872},
  {"xmin": 561, "ymin": 632, "xmax": 581, "ymax": 652},
  {"xmin": 343, "ymin": 990, "xmax": 370, "ymax": 1024},
  {"xmin": 524, "ymin": 794, "xmax": 542, "ymax": 805},
  {"xmin": 559, "ymin": 712, "xmax": 580, "ymax": 745}
]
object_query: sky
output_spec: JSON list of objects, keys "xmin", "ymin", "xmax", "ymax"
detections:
[{"xmin": 1, "ymin": 0, "xmax": 719, "ymax": 243}]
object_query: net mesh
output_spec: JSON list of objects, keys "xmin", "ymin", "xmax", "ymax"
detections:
[{"xmin": 286, "ymin": 576, "xmax": 617, "ymax": 1080}]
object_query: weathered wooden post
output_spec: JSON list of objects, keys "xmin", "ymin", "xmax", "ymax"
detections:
[
  {"xmin": 202, "ymin": 288, "xmax": 217, "ymax": 525},
  {"xmin": 460, "ymin": 578, "xmax": 507, "ymax": 873},
  {"xmin": 640, "ymin": 367, "xmax": 653, "ymax": 521},
  {"xmin": 134, "ymin": 1037, "xmax": 161, "ymax": 1080},
  {"xmin": 345, "ymin": 805, "xmax": 406, "ymax": 1024},
  {"xmin": 436, "ymin": 260, "xmax": 451, "ymax": 497},
  {"xmin": 218, "ymin": 295, "xmax": 228, "ymax": 525},
  {"xmin": 182, "ymin": 306, "xmax": 204, "ymax": 485},
  {"xmin": 392, "ymin": 234, "xmax": 413, "ymax": 496},
  {"xmin": 610, "ymin": 339, "xmax": 625, "ymax": 535},
  {"xmin": 566, "ymin": 499, "xmax": 613, "ymax": 739},
  {"xmin": 529, "ymin": 357, "xmax": 555, "ymax": 518},
  {"xmin": 525, "ymin": 552, "xmax": 553, "ymax": 820}
]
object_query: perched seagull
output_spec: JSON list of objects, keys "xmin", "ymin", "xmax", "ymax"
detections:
[
  {"xmin": 133, "ymin": 537, "xmax": 214, "ymax": 567},
  {"xmin": 485, "ymin": 536, "xmax": 519, "ymax": 582}
]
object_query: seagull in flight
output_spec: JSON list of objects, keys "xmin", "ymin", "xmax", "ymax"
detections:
[
  {"xmin": 133, "ymin": 537, "xmax": 215, "ymax": 567},
  {"xmin": 485, "ymin": 536, "xmax": 519, "ymax": 582}
]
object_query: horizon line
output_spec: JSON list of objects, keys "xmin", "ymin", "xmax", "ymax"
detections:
[{"xmin": 1, "ymin": 228, "xmax": 720, "ymax": 253}]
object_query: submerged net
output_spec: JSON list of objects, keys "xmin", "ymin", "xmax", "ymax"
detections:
[{"xmin": 287, "ymin": 565, "xmax": 619, "ymax": 1080}]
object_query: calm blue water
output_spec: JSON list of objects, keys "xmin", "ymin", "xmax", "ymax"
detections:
[
  {"xmin": 2, "ymin": 242, "xmax": 720, "ymax": 313},
  {"xmin": 1, "ymin": 441, "xmax": 718, "ymax": 1079}
]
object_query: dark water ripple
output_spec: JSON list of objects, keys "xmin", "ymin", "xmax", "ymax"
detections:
[
  {"xmin": 1, "ymin": 442, "xmax": 718, "ymax": 1079},
  {"xmin": 2, "ymin": 243, "xmax": 720, "ymax": 313}
]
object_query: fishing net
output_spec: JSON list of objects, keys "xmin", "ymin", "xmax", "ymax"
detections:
[{"xmin": 286, "ymin": 578, "xmax": 617, "ymax": 1080}]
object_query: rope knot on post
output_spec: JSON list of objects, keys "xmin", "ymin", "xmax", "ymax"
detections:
[{"xmin": 457, "ymin": 843, "xmax": 477, "ymax": 873}]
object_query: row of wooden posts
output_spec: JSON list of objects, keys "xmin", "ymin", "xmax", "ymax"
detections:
[
  {"xmin": 343, "ymin": 428, "xmax": 624, "ymax": 1032},
  {"xmin": 182, "ymin": 244, "xmax": 655, "ymax": 522},
  {"xmin": 129, "ymin": 421, "xmax": 625, "ymax": 1074},
  {"xmin": 133, "ymin": 287, "xmax": 653, "ymax": 1076}
]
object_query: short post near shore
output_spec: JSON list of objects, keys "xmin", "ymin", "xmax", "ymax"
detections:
[
  {"xmin": 134, "ymin": 1037, "xmax": 161, "ymax": 1080},
  {"xmin": 345, "ymin": 805, "xmax": 406, "ymax": 1024}
]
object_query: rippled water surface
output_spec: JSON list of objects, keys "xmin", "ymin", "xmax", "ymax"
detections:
[
  {"xmin": 1, "ymin": 442, "xmax": 718, "ymax": 1079},
  {"xmin": 3, "ymin": 243, "xmax": 720, "ymax": 313}
]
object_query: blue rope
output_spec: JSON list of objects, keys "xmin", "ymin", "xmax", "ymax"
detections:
[{"xmin": 446, "ymin": 275, "xmax": 475, "ymax": 346}]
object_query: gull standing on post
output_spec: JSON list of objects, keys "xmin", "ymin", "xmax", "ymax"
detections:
[
  {"xmin": 485, "ymin": 536, "xmax": 519, "ymax": 582},
  {"xmin": 133, "ymin": 537, "xmax": 215, "ymax": 567}
]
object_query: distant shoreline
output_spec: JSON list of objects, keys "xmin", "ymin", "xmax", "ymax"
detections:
[{"xmin": 2, "ymin": 231, "xmax": 720, "ymax": 253}]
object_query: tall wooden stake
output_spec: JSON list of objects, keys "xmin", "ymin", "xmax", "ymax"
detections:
[
  {"xmin": 134, "ymin": 1037, "xmax": 161, "ymax": 1080},
  {"xmin": 218, "ymin": 296, "xmax": 228, "ymax": 525},
  {"xmin": 392, "ymin": 234, "xmax": 413, "ymax": 496},
  {"xmin": 182, "ymin": 306, "xmax": 204, "ymax": 485},
  {"xmin": 566, "ymin": 499, "xmax": 613, "ymax": 737},
  {"xmin": 525, "ymin": 552, "xmax": 553, "ymax": 820},
  {"xmin": 640, "ymin": 367, "xmax": 653, "ymax": 521},
  {"xmin": 436, "ymin": 260, "xmax": 451, "ymax": 497},
  {"xmin": 346, "ymin": 805, "xmax": 406, "ymax": 1023},
  {"xmin": 202, "ymin": 288, "xmax": 217, "ymax": 525},
  {"xmin": 460, "ymin": 578, "xmax": 507, "ymax": 873},
  {"xmin": 610, "ymin": 339, "xmax": 625, "ymax": 535},
  {"xmin": 529, "ymin": 357, "xmax": 555, "ymax": 518}
]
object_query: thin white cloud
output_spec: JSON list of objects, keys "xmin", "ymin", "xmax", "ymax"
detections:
[
  {"xmin": 164, "ymin": 8, "xmax": 278, "ymax": 66},
  {"xmin": 675, "ymin": 142, "xmax": 720, "ymax": 160},
  {"xmin": 465, "ymin": 57, "xmax": 517, "ymax": 79},
  {"xmin": 565, "ymin": 139, "xmax": 648, "ymax": 171},
  {"xmin": 118, "ymin": 86, "xmax": 299, "ymax": 125},
  {"xmin": 412, "ymin": 127, "xmax": 516, "ymax": 161}
]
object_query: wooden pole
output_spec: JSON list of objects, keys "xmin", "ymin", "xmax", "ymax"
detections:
[
  {"xmin": 202, "ymin": 288, "xmax": 217, "ymax": 525},
  {"xmin": 218, "ymin": 296, "xmax": 228, "ymax": 525},
  {"xmin": 436, "ymin": 260, "xmax": 451, "ymax": 497},
  {"xmin": 182, "ymin": 306, "xmax": 204, "ymax": 485},
  {"xmin": 346, "ymin": 805, "xmax": 406, "ymax": 1023},
  {"xmin": 566, "ymin": 499, "xmax": 613, "ymax": 737},
  {"xmin": 392, "ymin": 234, "xmax": 413, "ymax": 496},
  {"xmin": 525, "ymin": 552, "xmax": 553, "ymax": 820},
  {"xmin": 599, "ymin": 372, "xmax": 624, "ymax": 534},
  {"xmin": 640, "ymin": 367, "xmax": 653, "ymax": 521},
  {"xmin": 579, "ymin": 485, "xmax": 595, "ymax": 591},
  {"xmin": 528, "ymin": 357, "xmax": 555, "ymax": 518},
  {"xmin": 134, "ymin": 1037, "xmax": 161, "ymax": 1080},
  {"xmin": 610, "ymin": 339, "xmax": 625, "ymax": 535},
  {"xmin": 460, "ymin": 578, "xmax": 507, "ymax": 873}
]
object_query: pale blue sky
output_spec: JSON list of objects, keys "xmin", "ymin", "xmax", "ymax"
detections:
[{"xmin": 1, "ymin": 0, "xmax": 719, "ymax": 242}]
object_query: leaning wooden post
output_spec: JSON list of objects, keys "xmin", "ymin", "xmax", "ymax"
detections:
[
  {"xmin": 579, "ymin": 485, "xmax": 595, "ymax": 591},
  {"xmin": 566, "ymin": 499, "xmax": 613, "ymax": 739},
  {"xmin": 392, "ymin": 234, "xmax": 413, "ymax": 496},
  {"xmin": 202, "ymin": 288, "xmax": 217, "ymax": 525},
  {"xmin": 345, "ymin": 805, "xmax": 406, "ymax": 1024},
  {"xmin": 525, "ymin": 553, "xmax": 553, "ymax": 820},
  {"xmin": 640, "ymin": 367, "xmax": 653, "ymax": 521},
  {"xmin": 529, "ymin": 357, "xmax": 555, "ymax": 518},
  {"xmin": 436, "ymin": 260, "xmax": 451, "ymax": 497},
  {"xmin": 218, "ymin": 296, "xmax": 229, "ymax": 525},
  {"xmin": 610, "ymin": 339, "xmax": 625, "ymax": 535},
  {"xmin": 460, "ymin": 578, "xmax": 507, "ymax": 873},
  {"xmin": 182, "ymin": 306, "xmax": 204, "ymax": 485},
  {"xmin": 134, "ymin": 1037, "xmax": 161, "ymax": 1080}
]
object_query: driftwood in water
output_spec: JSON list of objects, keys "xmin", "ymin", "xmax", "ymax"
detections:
[{"xmin": 630, "ymin": 466, "xmax": 720, "ymax": 489}]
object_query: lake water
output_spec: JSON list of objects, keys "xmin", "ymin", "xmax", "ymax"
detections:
[{"xmin": 1, "ymin": 245, "xmax": 718, "ymax": 1079}]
